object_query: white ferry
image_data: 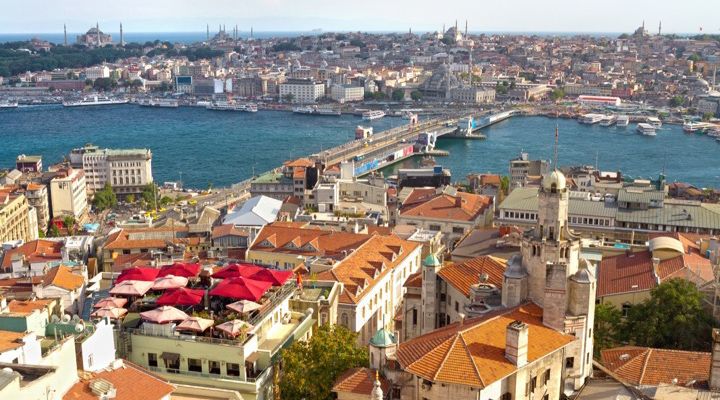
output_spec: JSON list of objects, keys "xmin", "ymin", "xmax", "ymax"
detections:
[
  {"xmin": 637, "ymin": 123, "xmax": 657, "ymax": 136},
  {"xmin": 315, "ymin": 107, "xmax": 341, "ymax": 116},
  {"xmin": 140, "ymin": 98, "xmax": 179, "ymax": 108},
  {"xmin": 293, "ymin": 106, "xmax": 315, "ymax": 115},
  {"xmin": 244, "ymin": 103, "xmax": 258, "ymax": 113},
  {"xmin": 600, "ymin": 115, "xmax": 617, "ymax": 127},
  {"xmin": 578, "ymin": 113, "xmax": 604, "ymax": 124},
  {"xmin": 0, "ymin": 101, "xmax": 18, "ymax": 109},
  {"xmin": 683, "ymin": 121, "xmax": 703, "ymax": 133},
  {"xmin": 616, "ymin": 115, "xmax": 629, "ymax": 127},
  {"xmin": 362, "ymin": 110, "xmax": 386, "ymax": 121},
  {"xmin": 207, "ymin": 101, "xmax": 256, "ymax": 112},
  {"xmin": 63, "ymin": 96, "xmax": 129, "ymax": 107},
  {"xmin": 646, "ymin": 117, "xmax": 662, "ymax": 129}
]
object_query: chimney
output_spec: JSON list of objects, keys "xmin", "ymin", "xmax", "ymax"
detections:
[
  {"xmin": 710, "ymin": 329, "xmax": 720, "ymax": 390},
  {"xmin": 505, "ymin": 320, "xmax": 528, "ymax": 367},
  {"xmin": 455, "ymin": 196, "xmax": 462, "ymax": 208}
]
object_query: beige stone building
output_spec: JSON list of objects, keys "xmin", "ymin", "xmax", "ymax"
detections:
[
  {"xmin": 49, "ymin": 168, "xmax": 87, "ymax": 219},
  {"xmin": 0, "ymin": 189, "xmax": 32, "ymax": 243}
]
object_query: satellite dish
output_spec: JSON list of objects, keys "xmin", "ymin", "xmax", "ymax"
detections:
[
  {"xmin": 51, "ymin": 315, "xmax": 60, "ymax": 323},
  {"xmin": 61, "ymin": 314, "xmax": 71, "ymax": 323},
  {"xmin": 74, "ymin": 321, "xmax": 85, "ymax": 333},
  {"xmin": 72, "ymin": 315, "xmax": 81, "ymax": 322}
]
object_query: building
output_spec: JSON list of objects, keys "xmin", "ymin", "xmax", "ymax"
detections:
[
  {"xmin": 397, "ymin": 186, "xmax": 494, "ymax": 245},
  {"xmin": 330, "ymin": 84, "xmax": 365, "ymax": 102},
  {"xmin": 509, "ymin": 152, "xmax": 549, "ymax": 190},
  {"xmin": 33, "ymin": 265, "xmax": 86, "ymax": 315},
  {"xmin": 250, "ymin": 159, "xmax": 319, "ymax": 205},
  {"xmin": 84, "ymin": 65, "xmax": 110, "ymax": 80},
  {"xmin": 76, "ymin": 25, "xmax": 112, "ymax": 47},
  {"xmin": 63, "ymin": 360, "xmax": 175, "ymax": 400},
  {"xmin": 223, "ymin": 195, "xmax": 282, "ymax": 232},
  {"xmin": 23, "ymin": 183, "xmax": 49, "ymax": 232},
  {"xmin": 249, "ymin": 172, "xmax": 294, "ymax": 202},
  {"xmin": 15, "ymin": 155, "xmax": 42, "ymax": 173},
  {"xmin": 49, "ymin": 168, "xmax": 87, "ymax": 219},
  {"xmin": 0, "ymin": 189, "xmax": 32, "ymax": 243},
  {"xmin": 210, "ymin": 224, "xmax": 251, "ymax": 260},
  {"xmin": 576, "ymin": 95, "xmax": 622, "ymax": 106},
  {"xmin": 446, "ymin": 86, "xmax": 496, "ymax": 103},
  {"xmin": 279, "ymin": 79, "xmax": 325, "ymax": 103},
  {"xmin": 69, "ymin": 145, "xmax": 153, "ymax": 196}
]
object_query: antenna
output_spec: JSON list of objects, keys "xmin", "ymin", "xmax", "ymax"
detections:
[{"xmin": 554, "ymin": 124, "xmax": 559, "ymax": 170}]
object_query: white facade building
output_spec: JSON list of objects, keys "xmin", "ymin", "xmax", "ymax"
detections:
[
  {"xmin": 50, "ymin": 168, "xmax": 88, "ymax": 219},
  {"xmin": 69, "ymin": 145, "xmax": 153, "ymax": 195},
  {"xmin": 84, "ymin": 65, "xmax": 110, "ymax": 80},
  {"xmin": 330, "ymin": 84, "xmax": 365, "ymax": 102},
  {"xmin": 279, "ymin": 79, "xmax": 325, "ymax": 103}
]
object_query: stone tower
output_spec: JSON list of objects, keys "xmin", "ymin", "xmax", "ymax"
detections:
[
  {"xmin": 369, "ymin": 328, "xmax": 397, "ymax": 371},
  {"xmin": 421, "ymin": 254, "xmax": 442, "ymax": 334}
]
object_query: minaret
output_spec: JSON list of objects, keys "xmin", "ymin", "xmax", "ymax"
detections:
[
  {"xmin": 120, "ymin": 23, "xmax": 124, "ymax": 46},
  {"xmin": 658, "ymin": 21, "xmax": 662, "ymax": 36},
  {"xmin": 465, "ymin": 20, "xmax": 468, "ymax": 38},
  {"xmin": 250, "ymin": 26, "xmax": 253, "ymax": 38},
  {"xmin": 63, "ymin": 24, "xmax": 67, "ymax": 46},
  {"xmin": 206, "ymin": 24, "xmax": 209, "ymax": 41},
  {"xmin": 96, "ymin": 22, "xmax": 101, "ymax": 47},
  {"xmin": 371, "ymin": 371, "xmax": 383, "ymax": 400}
]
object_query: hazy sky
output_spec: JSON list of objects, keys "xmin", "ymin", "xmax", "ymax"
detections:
[{"xmin": 1, "ymin": 0, "xmax": 718, "ymax": 34}]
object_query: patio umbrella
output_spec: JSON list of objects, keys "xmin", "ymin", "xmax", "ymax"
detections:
[
  {"xmin": 140, "ymin": 305, "xmax": 189, "ymax": 324},
  {"xmin": 158, "ymin": 263, "xmax": 201, "ymax": 278},
  {"xmin": 93, "ymin": 297, "xmax": 128, "ymax": 309},
  {"xmin": 110, "ymin": 280, "xmax": 154, "ymax": 297},
  {"xmin": 152, "ymin": 275, "xmax": 189, "ymax": 290},
  {"xmin": 117, "ymin": 267, "xmax": 160, "ymax": 283},
  {"xmin": 247, "ymin": 268, "xmax": 293, "ymax": 286},
  {"xmin": 91, "ymin": 306, "xmax": 128, "ymax": 320},
  {"xmin": 215, "ymin": 319, "xmax": 253, "ymax": 337},
  {"xmin": 209, "ymin": 277, "xmax": 272, "ymax": 301},
  {"xmin": 211, "ymin": 263, "xmax": 264, "ymax": 279},
  {"xmin": 156, "ymin": 287, "xmax": 205, "ymax": 306},
  {"xmin": 226, "ymin": 299, "xmax": 262, "ymax": 314},
  {"xmin": 176, "ymin": 316, "xmax": 214, "ymax": 333}
]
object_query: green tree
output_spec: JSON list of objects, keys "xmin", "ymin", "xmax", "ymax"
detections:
[
  {"xmin": 669, "ymin": 95, "xmax": 686, "ymax": 107},
  {"xmin": 500, "ymin": 175, "xmax": 510, "ymax": 194},
  {"xmin": 410, "ymin": 90, "xmax": 423, "ymax": 101},
  {"xmin": 622, "ymin": 278, "xmax": 715, "ymax": 351},
  {"xmin": 702, "ymin": 112, "xmax": 715, "ymax": 121},
  {"xmin": 594, "ymin": 303, "xmax": 623, "ymax": 356},
  {"xmin": 282, "ymin": 93, "xmax": 295, "ymax": 103},
  {"xmin": 279, "ymin": 324, "xmax": 368, "ymax": 400},
  {"xmin": 550, "ymin": 88, "xmax": 565, "ymax": 101},
  {"xmin": 126, "ymin": 194, "xmax": 136, "ymax": 204},
  {"xmin": 391, "ymin": 88, "xmax": 405, "ymax": 101},
  {"xmin": 141, "ymin": 183, "xmax": 159, "ymax": 210},
  {"xmin": 63, "ymin": 216, "xmax": 76, "ymax": 235},
  {"xmin": 47, "ymin": 224, "xmax": 61, "ymax": 238},
  {"xmin": 92, "ymin": 183, "xmax": 118, "ymax": 212}
]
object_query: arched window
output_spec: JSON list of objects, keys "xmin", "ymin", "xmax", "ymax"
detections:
[
  {"xmin": 341, "ymin": 313, "xmax": 349, "ymax": 327},
  {"xmin": 551, "ymin": 183, "xmax": 557, "ymax": 194}
]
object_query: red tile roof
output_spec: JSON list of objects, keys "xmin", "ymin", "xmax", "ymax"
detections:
[
  {"xmin": 437, "ymin": 256, "xmax": 507, "ymax": 297},
  {"xmin": 600, "ymin": 346, "xmax": 710, "ymax": 388},
  {"xmin": 250, "ymin": 223, "xmax": 371, "ymax": 258},
  {"xmin": 0, "ymin": 331, "xmax": 26, "ymax": 353},
  {"xmin": 396, "ymin": 303, "xmax": 574, "ymax": 388},
  {"xmin": 401, "ymin": 190, "xmax": 493, "ymax": 222},
  {"xmin": 332, "ymin": 367, "xmax": 390, "ymax": 395},
  {"xmin": 63, "ymin": 361, "xmax": 174, "ymax": 400},
  {"xmin": 41, "ymin": 265, "xmax": 84, "ymax": 291},
  {"xmin": 1, "ymin": 240, "xmax": 63, "ymax": 271},
  {"xmin": 212, "ymin": 224, "xmax": 250, "ymax": 239}
]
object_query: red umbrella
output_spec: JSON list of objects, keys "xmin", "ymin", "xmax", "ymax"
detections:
[
  {"xmin": 117, "ymin": 267, "xmax": 160, "ymax": 283},
  {"xmin": 247, "ymin": 269, "xmax": 293, "ymax": 286},
  {"xmin": 152, "ymin": 275, "xmax": 189, "ymax": 290},
  {"xmin": 209, "ymin": 277, "xmax": 272, "ymax": 301},
  {"xmin": 216, "ymin": 319, "xmax": 253, "ymax": 337},
  {"xmin": 156, "ymin": 288, "xmax": 205, "ymax": 306},
  {"xmin": 211, "ymin": 263, "xmax": 264, "ymax": 279},
  {"xmin": 110, "ymin": 280, "xmax": 154, "ymax": 297},
  {"xmin": 158, "ymin": 263, "xmax": 201, "ymax": 278}
]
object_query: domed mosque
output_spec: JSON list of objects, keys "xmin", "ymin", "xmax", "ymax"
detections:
[{"xmin": 419, "ymin": 63, "xmax": 461, "ymax": 99}]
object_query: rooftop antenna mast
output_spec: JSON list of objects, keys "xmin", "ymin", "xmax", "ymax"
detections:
[{"xmin": 554, "ymin": 124, "xmax": 559, "ymax": 170}]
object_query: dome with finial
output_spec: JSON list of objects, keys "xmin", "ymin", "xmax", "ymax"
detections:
[
  {"xmin": 504, "ymin": 254, "xmax": 527, "ymax": 279},
  {"xmin": 423, "ymin": 254, "xmax": 441, "ymax": 267},
  {"xmin": 542, "ymin": 169, "xmax": 566, "ymax": 191},
  {"xmin": 369, "ymin": 328, "xmax": 396, "ymax": 348}
]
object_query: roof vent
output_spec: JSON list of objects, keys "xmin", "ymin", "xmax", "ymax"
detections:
[
  {"xmin": 619, "ymin": 353, "xmax": 630, "ymax": 361},
  {"xmin": 89, "ymin": 378, "xmax": 116, "ymax": 399}
]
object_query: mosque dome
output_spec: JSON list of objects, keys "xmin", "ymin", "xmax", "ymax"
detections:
[{"xmin": 423, "ymin": 254, "xmax": 441, "ymax": 267}]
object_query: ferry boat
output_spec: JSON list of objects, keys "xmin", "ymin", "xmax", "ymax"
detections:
[
  {"xmin": 646, "ymin": 117, "xmax": 662, "ymax": 129},
  {"xmin": 600, "ymin": 115, "xmax": 617, "ymax": 127},
  {"xmin": 637, "ymin": 123, "xmax": 657, "ymax": 136},
  {"xmin": 616, "ymin": 115, "xmax": 629, "ymax": 127},
  {"xmin": 0, "ymin": 101, "xmax": 18, "ymax": 109},
  {"xmin": 293, "ymin": 106, "xmax": 315, "ymax": 115},
  {"xmin": 362, "ymin": 110, "xmax": 386, "ymax": 121},
  {"xmin": 244, "ymin": 103, "xmax": 258, "ymax": 113},
  {"xmin": 578, "ymin": 113, "xmax": 604, "ymax": 124},
  {"xmin": 140, "ymin": 98, "xmax": 179, "ymax": 108},
  {"xmin": 207, "ymin": 101, "xmax": 256, "ymax": 112},
  {"xmin": 315, "ymin": 107, "xmax": 341, "ymax": 116},
  {"xmin": 63, "ymin": 96, "xmax": 128, "ymax": 107},
  {"xmin": 683, "ymin": 121, "xmax": 703, "ymax": 133}
]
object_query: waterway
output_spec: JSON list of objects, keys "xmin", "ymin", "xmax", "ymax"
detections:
[{"xmin": 1, "ymin": 107, "xmax": 719, "ymax": 188}]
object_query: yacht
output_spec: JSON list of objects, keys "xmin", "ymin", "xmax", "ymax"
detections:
[
  {"xmin": 637, "ymin": 123, "xmax": 657, "ymax": 136},
  {"xmin": 362, "ymin": 110, "xmax": 386, "ymax": 121},
  {"xmin": 578, "ymin": 113, "xmax": 604, "ymax": 124},
  {"xmin": 683, "ymin": 121, "xmax": 703, "ymax": 133},
  {"xmin": 0, "ymin": 101, "xmax": 18, "ymax": 109},
  {"xmin": 616, "ymin": 115, "xmax": 629, "ymax": 127},
  {"xmin": 600, "ymin": 115, "xmax": 617, "ymax": 127},
  {"xmin": 707, "ymin": 127, "xmax": 720, "ymax": 138},
  {"xmin": 63, "ymin": 96, "xmax": 128, "ymax": 107},
  {"xmin": 646, "ymin": 117, "xmax": 662, "ymax": 129}
]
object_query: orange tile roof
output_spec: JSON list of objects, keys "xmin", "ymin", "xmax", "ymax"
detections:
[
  {"xmin": 1, "ymin": 240, "xmax": 63, "ymax": 271},
  {"xmin": 250, "ymin": 223, "xmax": 371, "ymax": 258},
  {"xmin": 42, "ymin": 265, "xmax": 84, "ymax": 291},
  {"xmin": 438, "ymin": 256, "xmax": 507, "ymax": 297},
  {"xmin": 63, "ymin": 361, "xmax": 175, "ymax": 400},
  {"xmin": 212, "ymin": 224, "xmax": 250, "ymax": 239},
  {"xmin": 600, "ymin": 346, "xmax": 710, "ymax": 388},
  {"xmin": 395, "ymin": 303, "xmax": 574, "ymax": 388},
  {"xmin": 404, "ymin": 272, "xmax": 422, "ymax": 288},
  {"xmin": 332, "ymin": 368, "xmax": 390, "ymax": 395},
  {"xmin": 0, "ymin": 330, "xmax": 27, "ymax": 353},
  {"xmin": 7, "ymin": 299, "xmax": 53, "ymax": 315},
  {"xmin": 317, "ymin": 234, "xmax": 421, "ymax": 304},
  {"xmin": 285, "ymin": 158, "xmax": 314, "ymax": 168},
  {"xmin": 104, "ymin": 228, "xmax": 201, "ymax": 251},
  {"xmin": 401, "ymin": 191, "xmax": 493, "ymax": 222}
]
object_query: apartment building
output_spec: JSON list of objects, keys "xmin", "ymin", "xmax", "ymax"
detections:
[
  {"xmin": 69, "ymin": 144, "xmax": 153, "ymax": 195},
  {"xmin": 0, "ymin": 189, "xmax": 32, "ymax": 243},
  {"xmin": 279, "ymin": 79, "xmax": 325, "ymax": 103},
  {"xmin": 330, "ymin": 84, "xmax": 365, "ymax": 102},
  {"xmin": 49, "ymin": 168, "xmax": 87, "ymax": 219}
]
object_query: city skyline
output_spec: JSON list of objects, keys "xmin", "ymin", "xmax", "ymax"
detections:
[{"xmin": 0, "ymin": 0, "xmax": 718, "ymax": 34}]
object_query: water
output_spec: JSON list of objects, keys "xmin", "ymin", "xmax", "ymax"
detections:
[
  {"xmin": 1, "ymin": 109, "xmax": 719, "ymax": 189},
  {"xmin": 381, "ymin": 116, "xmax": 720, "ymax": 188},
  {"xmin": 0, "ymin": 105, "xmax": 404, "ymax": 188}
]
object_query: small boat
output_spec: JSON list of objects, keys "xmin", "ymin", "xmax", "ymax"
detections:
[
  {"xmin": 646, "ymin": 117, "xmax": 662, "ymax": 129},
  {"xmin": 600, "ymin": 115, "xmax": 617, "ymax": 127},
  {"xmin": 637, "ymin": 123, "xmax": 657, "ymax": 136},
  {"xmin": 683, "ymin": 121, "xmax": 702, "ymax": 133},
  {"xmin": 315, "ymin": 107, "xmax": 341, "ymax": 116},
  {"xmin": 207, "ymin": 101, "xmax": 256, "ymax": 112},
  {"xmin": 362, "ymin": 110, "xmax": 386, "ymax": 120},
  {"xmin": 244, "ymin": 103, "xmax": 258, "ymax": 113},
  {"xmin": 578, "ymin": 113, "xmax": 604, "ymax": 124},
  {"xmin": 0, "ymin": 101, "xmax": 18, "ymax": 109},
  {"xmin": 63, "ymin": 96, "xmax": 128, "ymax": 107},
  {"xmin": 616, "ymin": 115, "xmax": 629, "ymax": 127}
]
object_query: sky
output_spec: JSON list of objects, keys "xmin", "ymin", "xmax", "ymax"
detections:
[{"xmin": 0, "ymin": 0, "xmax": 718, "ymax": 34}]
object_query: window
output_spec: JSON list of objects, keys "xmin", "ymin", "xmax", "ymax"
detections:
[
  {"xmin": 148, "ymin": 353, "xmax": 158, "ymax": 367},
  {"xmin": 227, "ymin": 362, "xmax": 240, "ymax": 377},
  {"xmin": 543, "ymin": 395, "xmax": 549, "ymax": 400},
  {"xmin": 501, "ymin": 393, "xmax": 512, "ymax": 400},
  {"xmin": 455, "ymin": 301, "xmax": 459, "ymax": 312},
  {"xmin": 566, "ymin": 357, "xmax": 575, "ymax": 368},
  {"xmin": 341, "ymin": 313, "xmax": 349, "ymax": 327},
  {"xmin": 412, "ymin": 309, "xmax": 417, "ymax": 325},
  {"xmin": 543, "ymin": 368, "xmax": 550, "ymax": 384},
  {"xmin": 530, "ymin": 376, "xmax": 537, "ymax": 392},
  {"xmin": 429, "ymin": 224, "xmax": 441, "ymax": 231},
  {"xmin": 452, "ymin": 227, "xmax": 464, "ymax": 234},
  {"xmin": 209, "ymin": 360, "xmax": 220, "ymax": 375},
  {"xmin": 188, "ymin": 358, "xmax": 202, "ymax": 373},
  {"xmin": 622, "ymin": 303, "xmax": 631, "ymax": 317}
]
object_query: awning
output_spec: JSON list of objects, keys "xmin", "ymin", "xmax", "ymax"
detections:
[{"xmin": 160, "ymin": 352, "xmax": 180, "ymax": 362}]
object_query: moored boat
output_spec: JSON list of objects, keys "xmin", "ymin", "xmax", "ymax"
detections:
[
  {"xmin": 616, "ymin": 115, "xmax": 629, "ymax": 127},
  {"xmin": 637, "ymin": 123, "xmax": 657, "ymax": 136},
  {"xmin": 63, "ymin": 96, "xmax": 128, "ymax": 107},
  {"xmin": 600, "ymin": 115, "xmax": 617, "ymax": 127},
  {"xmin": 646, "ymin": 116, "xmax": 662, "ymax": 129},
  {"xmin": 362, "ymin": 110, "xmax": 386, "ymax": 120},
  {"xmin": 578, "ymin": 113, "xmax": 604, "ymax": 124},
  {"xmin": 0, "ymin": 101, "xmax": 19, "ymax": 109}
]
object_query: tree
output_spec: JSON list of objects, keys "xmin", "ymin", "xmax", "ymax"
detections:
[
  {"xmin": 282, "ymin": 93, "xmax": 295, "ymax": 103},
  {"xmin": 92, "ymin": 183, "xmax": 118, "ymax": 212},
  {"xmin": 669, "ymin": 95, "xmax": 686, "ymax": 107},
  {"xmin": 279, "ymin": 324, "xmax": 368, "ymax": 400},
  {"xmin": 702, "ymin": 112, "xmax": 715, "ymax": 122},
  {"xmin": 550, "ymin": 88, "xmax": 565, "ymax": 101},
  {"xmin": 500, "ymin": 175, "xmax": 510, "ymax": 194},
  {"xmin": 622, "ymin": 278, "xmax": 715, "ymax": 351},
  {"xmin": 410, "ymin": 90, "xmax": 423, "ymax": 101},
  {"xmin": 141, "ymin": 183, "xmax": 159, "ymax": 210},
  {"xmin": 47, "ymin": 224, "xmax": 61, "ymax": 238},
  {"xmin": 593, "ymin": 303, "xmax": 623, "ymax": 356},
  {"xmin": 126, "ymin": 194, "xmax": 136, "ymax": 204},
  {"xmin": 63, "ymin": 216, "xmax": 76, "ymax": 235},
  {"xmin": 391, "ymin": 88, "xmax": 405, "ymax": 102}
]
